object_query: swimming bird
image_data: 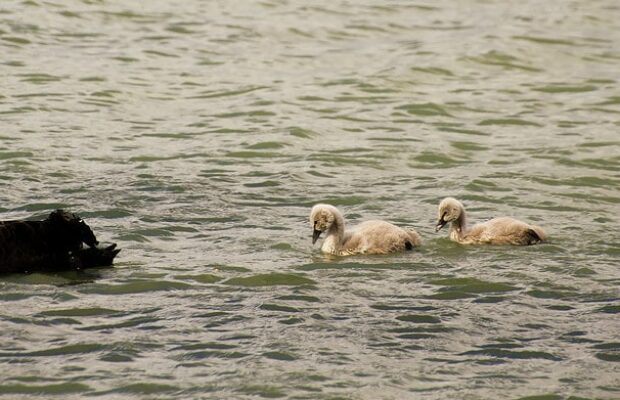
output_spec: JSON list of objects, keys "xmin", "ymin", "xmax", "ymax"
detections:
[
  {"xmin": 309, "ymin": 203, "xmax": 421, "ymax": 256},
  {"xmin": 0, "ymin": 210, "xmax": 121, "ymax": 274},
  {"xmin": 435, "ymin": 197, "xmax": 546, "ymax": 245}
]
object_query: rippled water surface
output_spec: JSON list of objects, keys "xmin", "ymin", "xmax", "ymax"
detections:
[{"xmin": 1, "ymin": 0, "xmax": 619, "ymax": 398}]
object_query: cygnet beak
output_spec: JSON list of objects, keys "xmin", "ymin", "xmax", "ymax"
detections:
[
  {"xmin": 312, "ymin": 229, "xmax": 322, "ymax": 244},
  {"xmin": 435, "ymin": 219, "xmax": 448, "ymax": 232}
]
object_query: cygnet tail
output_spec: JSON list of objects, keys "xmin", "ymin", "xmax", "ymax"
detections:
[
  {"xmin": 527, "ymin": 225, "xmax": 546, "ymax": 244},
  {"xmin": 407, "ymin": 230, "xmax": 422, "ymax": 248}
]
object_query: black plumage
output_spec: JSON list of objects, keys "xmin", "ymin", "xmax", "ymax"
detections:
[{"xmin": 0, "ymin": 210, "xmax": 120, "ymax": 274}]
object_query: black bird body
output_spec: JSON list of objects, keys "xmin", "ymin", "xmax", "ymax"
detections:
[{"xmin": 0, "ymin": 210, "xmax": 120, "ymax": 274}]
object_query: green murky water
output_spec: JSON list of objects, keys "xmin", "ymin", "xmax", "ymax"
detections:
[{"xmin": 1, "ymin": 1, "xmax": 619, "ymax": 399}]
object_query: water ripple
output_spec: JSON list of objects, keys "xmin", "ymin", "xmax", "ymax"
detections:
[{"xmin": 0, "ymin": 0, "xmax": 618, "ymax": 398}]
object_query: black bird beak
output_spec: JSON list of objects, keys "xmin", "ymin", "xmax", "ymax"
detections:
[
  {"xmin": 435, "ymin": 219, "xmax": 448, "ymax": 232},
  {"xmin": 312, "ymin": 229, "xmax": 322, "ymax": 244}
]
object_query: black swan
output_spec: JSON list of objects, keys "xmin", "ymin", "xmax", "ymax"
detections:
[{"xmin": 0, "ymin": 210, "xmax": 120, "ymax": 274}]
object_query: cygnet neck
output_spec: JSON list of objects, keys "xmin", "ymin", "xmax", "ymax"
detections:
[
  {"xmin": 450, "ymin": 207, "xmax": 468, "ymax": 237},
  {"xmin": 328, "ymin": 208, "xmax": 346, "ymax": 244}
]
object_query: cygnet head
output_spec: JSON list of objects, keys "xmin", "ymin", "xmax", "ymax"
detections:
[
  {"xmin": 309, "ymin": 204, "xmax": 339, "ymax": 244},
  {"xmin": 436, "ymin": 197, "xmax": 464, "ymax": 232}
]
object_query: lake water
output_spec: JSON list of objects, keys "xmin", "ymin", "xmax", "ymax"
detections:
[{"xmin": 1, "ymin": 0, "xmax": 619, "ymax": 399}]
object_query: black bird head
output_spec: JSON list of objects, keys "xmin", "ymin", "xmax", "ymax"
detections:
[{"xmin": 48, "ymin": 210, "xmax": 99, "ymax": 250}]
